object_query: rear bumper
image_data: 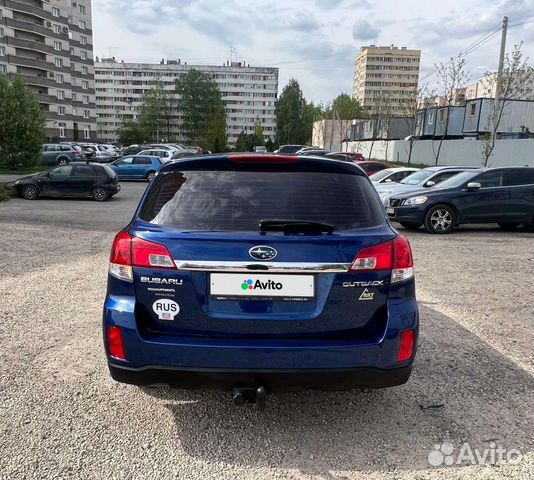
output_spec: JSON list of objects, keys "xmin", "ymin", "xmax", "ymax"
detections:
[{"xmin": 108, "ymin": 363, "xmax": 413, "ymax": 391}]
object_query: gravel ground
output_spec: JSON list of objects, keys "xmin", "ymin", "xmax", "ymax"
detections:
[{"xmin": 0, "ymin": 183, "xmax": 532, "ymax": 479}]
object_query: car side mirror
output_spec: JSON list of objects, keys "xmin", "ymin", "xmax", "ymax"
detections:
[
  {"xmin": 425, "ymin": 181, "xmax": 436, "ymax": 187},
  {"xmin": 466, "ymin": 182, "xmax": 481, "ymax": 191},
  {"xmin": 384, "ymin": 178, "xmax": 393, "ymax": 183}
]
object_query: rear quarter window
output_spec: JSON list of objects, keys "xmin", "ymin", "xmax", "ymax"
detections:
[{"xmin": 139, "ymin": 170, "xmax": 385, "ymax": 232}]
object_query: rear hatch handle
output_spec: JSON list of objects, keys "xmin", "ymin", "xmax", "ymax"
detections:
[{"xmin": 259, "ymin": 219, "xmax": 335, "ymax": 235}]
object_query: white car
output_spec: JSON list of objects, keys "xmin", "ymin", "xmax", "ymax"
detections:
[
  {"xmin": 136, "ymin": 149, "xmax": 174, "ymax": 163},
  {"xmin": 369, "ymin": 168, "xmax": 420, "ymax": 185}
]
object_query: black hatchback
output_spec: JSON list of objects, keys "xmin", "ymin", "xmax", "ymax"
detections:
[{"xmin": 14, "ymin": 163, "xmax": 121, "ymax": 201}]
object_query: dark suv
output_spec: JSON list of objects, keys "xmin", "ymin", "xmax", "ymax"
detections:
[
  {"xmin": 103, "ymin": 154, "xmax": 419, "ymax": 407},
  {"xmin": 41, "ymin": 144, "xmax": 83, "ymax": 165},
  {"xmin": 387, "ymin": 167, "xmax": 534, "ymax": 233}
]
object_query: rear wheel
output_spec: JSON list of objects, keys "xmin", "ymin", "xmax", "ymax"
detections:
[
  {"xmin": 498, "ymin": 222, "xmax": 520, "ymax": 231},
  {"xmin": 399, "ymin": 222, "xmax": 421, "ymax": 231},
  {"xmin": 146, "ymin": 171, "xmax": 156, "ymax": 182},
  {"xmin": 424, "ymin": 205, "xmax": 455, "ymax": 234},
  {"xmin": 57, "ymin": 157, "xmax": 69, "ymax": 165},
  {"xmin": 22, "ymin": 184, "xmax": 39, "ymax": 200},
  {"xmin": 92, "ymin": 187, "xmax": 109, "ymax": 202}
]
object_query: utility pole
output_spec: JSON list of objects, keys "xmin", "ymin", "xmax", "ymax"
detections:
[
  {"xmin": 329, "ymin": 108, "xmax": 335, "ymax": 150},
  {"xmin": 494, "ymin": 16, "xmax": 508, "ymax": 110}
]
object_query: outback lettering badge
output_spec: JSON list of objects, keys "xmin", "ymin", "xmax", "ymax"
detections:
[
  {"xmin": 342, "ymin": 280, "xmax": 385, "ymax": 288},
  {"xmin": 141, "ymin": 277, "xmax": 183, "ymax": 286}
]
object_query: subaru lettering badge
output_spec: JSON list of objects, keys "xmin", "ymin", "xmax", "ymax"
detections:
[{"xmin": 249, "ymin": 245, "xmax": 277, "ymax": 261}]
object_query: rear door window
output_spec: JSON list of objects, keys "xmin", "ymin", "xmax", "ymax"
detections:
[
  {"xmin": 133, "ymin": 157, "xmax": 151, "ymax": 165},
  {"xmin": 476, "ymin": 171, "xmax": 503, "ymax": 188},
  {"xmin": 503, "ymin": 169, "xmax": 534, "ymax": 186},
  {"xmin": 139, "ymin": 170, "xmax": 385, "ymax": 232}
]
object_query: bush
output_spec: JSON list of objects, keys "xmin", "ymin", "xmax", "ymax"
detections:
[
  {"xmin": 0, "ymin": 184, "xmax": 15, "ymax": 202},
  {"xmin": 0, "ymin": 75, "xmax": 45, "ymax": 169}
]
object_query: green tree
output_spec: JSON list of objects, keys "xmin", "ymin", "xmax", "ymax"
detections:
[
  {"xmin": 0, "ymin": 75, "xmax": 44, "ymax": 168},
  {"xmin": 253, "ymin": 118, "xmax": 264, "ymax": 146},
  {"xmin": 303, "ymin": 101, "xmax": 324, "ymax": 144},
  {"xmin": 175, "ymin": 69, "xmax": 227, "ymax": 148},
  {"xmin": 265, "ymin": 137, "xmax": 274, "ymax": 152},
  {"xmin": 275, "ymin": 78, "xmax": 307, "ymax": 145},
  {"xmin": 117, "ymin": 116, "xmax": 145, "ymax": 146},
  {"xmin": 138, "ymin": 88, "xmax": 164, "ymax": 142},
  {"xmin": 204, "ymin": 102, "xmax": 227, "ymax": 153}
]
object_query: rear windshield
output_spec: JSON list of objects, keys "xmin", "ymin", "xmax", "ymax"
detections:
[{"xmin": 139, "ymin": 170, "xmax": 385, "ymax": 232}]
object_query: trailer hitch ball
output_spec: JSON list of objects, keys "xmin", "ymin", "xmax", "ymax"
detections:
[{"xmin": 232, "ymin": 386, "xmax": 267, "ymax": 410}]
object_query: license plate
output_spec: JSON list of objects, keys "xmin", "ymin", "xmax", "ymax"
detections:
[
  {"xmin": 386, "ymin": 207, "xmax": 395, "ymax": 215},
  {"xmin": 210, "ymin": 273, "xmax": 315, "ymax": 301}
]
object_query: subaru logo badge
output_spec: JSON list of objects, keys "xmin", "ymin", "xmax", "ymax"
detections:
[{"xmin": 249, "ymin": 246, "xmax": 277, "ymax": 261}]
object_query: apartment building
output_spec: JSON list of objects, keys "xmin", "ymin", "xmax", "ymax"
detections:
[
  {"xmin": 466, "ymin": 72, "xmax": 534, "ymax": 100},
  {"xmin": 353, "ymin": 45, "xmax": 421, "ymax": 116},
  {"xmin": 94, "ymin": 58, "xmax": 279, "ymax": 145},
  {"xmin": 0, "ymin": 0, "xmax": 96, "ymax": 141}
]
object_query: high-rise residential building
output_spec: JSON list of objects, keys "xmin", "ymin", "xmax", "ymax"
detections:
[
  {"xmin": 466, "ymin": 72, "xmax": 534, "ymax": 100},
  {"xmin": 0, "ymin": 0, "xmax": 96, "ymax": 141},
  {"xmin": 353, "ymin": 45, "xmax": 421, "ymax": 116},
  {"xmin": 94, "ymin": 58, "xmax": 279, "ymax": 145}
]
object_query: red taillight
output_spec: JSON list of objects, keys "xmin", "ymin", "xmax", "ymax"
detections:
[
  {"xmin": 397, "ymin": 329, "xmax": 415, "ymax": 362},
  {"xmin": 132, "ymin": 237, "xmax": 175, "ymax": 268},
  {"xmin": 349, "ymin": 235, "xmax": 414, "ymax": 283},
  {"xmin": 107, "ymin": 325, "xmax": 126, "ymax": 360},
  {"xmin": 109, "ymin": 232, "xmax": 175, "ymax": 281},
  {"xmin": 229, "ymin": 154, "xmax": 299, "ymax": 163},
  {"xmin": 350, "ymin": 241, "xmax": 393, "ymax": 271}
]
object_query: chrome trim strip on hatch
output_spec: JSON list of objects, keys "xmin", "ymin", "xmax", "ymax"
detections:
[{"xmin": 174, "ymin": 260, "xmax": 351, "ymax": 273}]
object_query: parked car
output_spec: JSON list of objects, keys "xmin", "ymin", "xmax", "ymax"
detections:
[
  {"xmin": 137, "ymin": 149, "xmax": 174, "ymax": 163},
  {"xmin": 254, "ymin": 146, "xmax": 267, "ymax": 153},
  {"xmin": 343, "ymin": 152, "xmax": 366, "ymax": 162},
  {"xmin": 80, "ymin": 144, "xmax": 115, "ymax": 163},
  {"xmin": 376, "ymin": 166, "xmax": 479, "ymax": 207},
  {"xmin": 387, "ymin": 167, "xmax": 534, "ymax": 233},
  {"xmin": 369, "ymin": 167, "xmax": 420, "ymax": 184},
  {"xmin": 121, "ymin": 145, "xmax": 152, "ymax": 156},
  {"xmin": 103, "ymin": 154, "xmax": 418, "ymax": 407},
  {"xmin": 275, "ymin": 144, "xmax": 306, "ymax": 154},
  {"xmin": 110, "ymin": 155, "xmax": 162, "ymax": 181},
  {"xmin": 41, "ymin": 144, "xmax": 83, "ymax": 165},
  {"xmin": 357, "ymin": 161, "xmax": 390, "ymax": 176},
  {"xmin": 14, "ymin": 163, "xmax": 120, "ymax": 201},
  {"xmin": 297, "ymin": 149, "xmax": 329, "ymax": 156}
]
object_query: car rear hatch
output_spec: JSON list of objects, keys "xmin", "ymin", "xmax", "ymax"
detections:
[{"xmin": 123, "ymin": 157, "xmax": 402, "ymax": 340}]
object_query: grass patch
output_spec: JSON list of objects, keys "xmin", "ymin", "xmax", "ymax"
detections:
[{"xmin": 0, "ymin": 184, "xmax": 15, "ymax": 202}]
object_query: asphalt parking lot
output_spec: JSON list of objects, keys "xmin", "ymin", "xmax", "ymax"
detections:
[{"xmin": 0, "ymin": 181, "xmax": 532, "ymax": 479}]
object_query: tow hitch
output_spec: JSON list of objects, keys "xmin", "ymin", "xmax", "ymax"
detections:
[{"xmin": 232, "ymin": 386, "xmax": 267, "ymax": 410}]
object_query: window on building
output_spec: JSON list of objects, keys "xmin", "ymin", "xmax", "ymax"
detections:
[
  {"xmin": 52, "ymin": 7, "xmax": 60, "ymax": 16},
  {"xmin": 82, "ymin": 95, "xmax": 89, "ymax": 104},
  {"xmin": 54, "ymin": 41, "xmax": 62, "ymax": 51},
  {"xmin": 84, "ymin": 128, "xmax": 91, "ymax": 139},
  {"xmin": 0, "ymin": 46, "xmax": 5, "ymax": 57},
  {"xmin": 72, "ymin": 93, "xmax": 77, "ymax": 100},
  {"xmin": 55, "ymin": 58, "xmax": 63, "ymax": 67},
  {"xmin": 83, "ymin": 109, "xmax": 90, "ymax": 119},
  {"xmin": 0, "ymin": 64, "xmax": 6, "ymax": 74},
  {"xmin": 59, "ymin": 123, "xmax": 66, "ymax": 137},
  {"xmin": 57, "ymin": 90, "xmax": 65, "ymax": 100},
  {"xmin": 58, "ymin": 106, "xmax": 66, "ymax": 116},
  {"xmin": 81, "ymin": 51, "xmax": 87, "ymax": 60},
  {"xmin": 79, "ymin": 20, "xmax": 86, "ymax": 29},
  {"xmin": 469, "ymin": 103, "xmax": 476, "ymax": 116},
  {"xmin": 81, "ymin": 66, "xmax": 88, "ymax": 75},
  {"xmin": 73, "ymin": 107, "xmax": 77, "ymax": 116},
  {"xmin": 0, "ymin": 9, "xmax": 3, "ymax": 19},
  {"xmin": 53, "ymin": 24, "xmax": 61, "ymax": 34},
  {"xmin": 82, "ymin": 80, "xmax": 89, "ymax": 89},
  {"xmin": 79, "ymin": 4, "xmax": 86, "ymax": 14},
  {"xmin": 55, "ymin": 74, "xmax": 64, "ymax": 84},
  {"xmin": 80, "ymin": 36, "xmax": 87, "ymax": 45}
]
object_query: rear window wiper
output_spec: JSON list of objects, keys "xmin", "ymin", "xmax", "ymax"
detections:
[{"xmin": 259, "ymin": 219, "xmax": 335, "ymax": 234}]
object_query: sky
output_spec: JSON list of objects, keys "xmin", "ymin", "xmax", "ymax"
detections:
[{"xmin": 91, "ymin": 0, "xmax": 534, "ymax": 104}]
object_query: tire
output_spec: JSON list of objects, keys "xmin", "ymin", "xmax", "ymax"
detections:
[
  {"xmin": 498, "ymin": 222, "xmax": 520, "ymax": 231},
  {"xmin": 57, "ymin": 157, "xmax": 69, "ymax": 165},
  {"xmin": 399, "ymin": 222, "xmax": 422, "ymax": 231},
  {"xmin": 146, "ymin": 171, "xmax": 156, "ymax": 182},
  {"xmin": 22, "ymin": 184, "xmax": 39, "ymax": 200},
  {"xmin": 92, "ymin": 187, "xmax": 109, "ymax": 202},
  {"xmin": 424, "ymin": 204, "xmax": 455, "ymax": 234}
]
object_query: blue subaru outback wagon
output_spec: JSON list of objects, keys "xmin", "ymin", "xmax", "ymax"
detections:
[{"xmin": 103, "ymin": 154, "xmax": 418, "ymax": 405}]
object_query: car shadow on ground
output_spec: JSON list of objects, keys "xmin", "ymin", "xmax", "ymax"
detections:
[
  {"xmin": 397, "ymin": 223, "xmax": 533, "ymax": 236},
  {"xmin": 141, "ymin": 305, "xmax": 534, "ymax": 476}
]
